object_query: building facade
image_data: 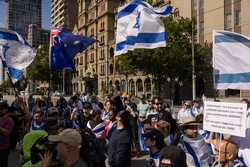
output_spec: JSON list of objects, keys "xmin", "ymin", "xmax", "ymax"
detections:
[
  {"xmin": 27, "ymin": 24, "xmax": 50, "ymax": 48},
  {"xmin": 73, "ymin": 0, "xmax": 156, "ymax": 98},
  {"xmin": 51, "ymin": 0, "xmax": 78, "ymax": 31},
  {"xmin": 5, "ymin": 0, "xmax": 42, "ymax": 38}
]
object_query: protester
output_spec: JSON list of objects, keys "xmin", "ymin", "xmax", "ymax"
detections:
[
  {"xmin": 103, "ymin": 99, "xmax": 114, "ymax": 121},
  {"xmin": 177, "ymin": 100, "xmax": 193, "ymax": 123},
  {"xmin": 137, "ymin": 96, "xmax": 149, "ymax": 123},
  {"xmin": 212, "ymin": 139, "xmax": 246, "ymax": 167},
  {"xmin": 0, "ymin": 101, "xmax": 15, "ymax": 167},
  {"xmin": 159, "ymin": 145, "xmax": 188, "ymax": 167},
  {"xmin": 30, "ymin": 110, "xmax": 47, "ymax": 131},
  {"xmin": 108, "ymin": 109, "xmax": 131, "ymax": 167},
  {"xmin": 104, "ymin": 109, "xmax": 118, "ymax": 141},
  {"xmin": 144, "ymin": 128, "xmax": 166, "ymax": 167},
  {"xmin": 21, "ymin": 130, "xmax": 49, "ymax": 167},
  {"xmin": 87, "ymin": 109, "xmax": 106, "ymax": 139},
  {"xmin": 41, "ymin": 128, "xmax": 88, "ymax": 167},
  {"xmin": 156, "ymin": 120, "xmax": 174, "ymax": 146},
  {"xmin": 178, "ymin": 116, "xmax": 212, "ymax": 167},
  {"xmin": 192, "ymin": 100, "xmax": 203, "ymax": 117}
]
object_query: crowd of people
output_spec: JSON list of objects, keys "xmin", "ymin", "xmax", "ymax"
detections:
[{"xmin": 0, "ymin": 92, "xmax": 249, "ymax": 167}]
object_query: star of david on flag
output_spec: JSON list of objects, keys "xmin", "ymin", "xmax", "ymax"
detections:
[{"xmin": 115, "ymin": 0, "xmax": 173, "ymax": 56}]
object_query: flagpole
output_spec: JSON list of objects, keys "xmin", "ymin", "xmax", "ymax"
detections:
[
  {"xmin": 63, "ymin": 69, "xmax": 65, "ymax": 95},
  {"xmin": 112, "ymin": 55, "xmax": 116, "ymax": 95},
  {"xmin": 191, "ymin": 0, "xmax": 196, "ymax": 100}
]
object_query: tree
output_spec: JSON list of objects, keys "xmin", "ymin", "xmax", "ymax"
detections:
[{"xmin": 26, "ymin": 45, "xmax": 50, "ymax": 82}]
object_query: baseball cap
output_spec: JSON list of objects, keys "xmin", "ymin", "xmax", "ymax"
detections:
[{"xmin": 48, "ymin": 129, "xmax": 82, "ymax": 148}]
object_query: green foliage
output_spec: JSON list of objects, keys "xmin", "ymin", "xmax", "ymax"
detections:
[
  {"xmin": 26, "ymin": 45, "xmax": 50, "ymax": 82},
  {"xmin": 0, "ymin": 79, "xmax": 11, "ymax": 93}
]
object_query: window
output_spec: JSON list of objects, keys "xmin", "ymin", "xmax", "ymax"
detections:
[
  {"xmin": 100, "ymin": 22, "xmax": 105, "ymax": 31},
  {"xmin": 100, "ymin": 64, "xmax": 105, "ymax": 75},
  {"xmin": 234, "ymin": 10, "xmax": 241, "ymax": 26},
  {"xmin": 79, "ymin": 56, "xmax": 83, "ymax": 65},
  {"xmin": 225, "ymin": 13, "xmax": 232, "ymax": 29},
  {"xmin": 90, "ymin": 53, "xmax": 94, "ymax": 62},
  {"xmin": 109, "ymin": 47, "xmax": 114, "ymax": 58},
  {"xmin": 90, "ymin": 28, "xmax": 94, "ymax": 37},
  {"xmin": 109, "ymin": 64, "xmax": 113, "ymax": 74},
  {"xmin": 144, "ymin": 79, "xmax": 151, "ymax": 92},
  {"xmin": 100, "ymin": 35, "xmax": 105, "ymax": 45},
  {"xmin": 136, "ymin": 79, "xmax": 143, "ymax": 92},
  {"xmin": 100, "ymin": 48, "xmax": 105, "ymax": 60}
]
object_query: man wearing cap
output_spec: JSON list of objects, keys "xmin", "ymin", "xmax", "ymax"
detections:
[
  {"xmin": 178, "ymin": 116, "xmax": 212, "ymax": 167},
  {"xmin": 0, "ymin": 101, "xmax": 14, "ymax": 167},
  {"xmin": 41, "ymin": 128, "xmax": 87, "ymax": 167}
]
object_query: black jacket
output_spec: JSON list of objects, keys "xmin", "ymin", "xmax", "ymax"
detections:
[{"xmin": 108, "ymin": 128, "xmax": 131, "ymax": 167}]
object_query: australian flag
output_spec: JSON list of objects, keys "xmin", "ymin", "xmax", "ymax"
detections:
[{"xmin": 50, "ymin": 28, "xmax": 96, "ymax": 70}]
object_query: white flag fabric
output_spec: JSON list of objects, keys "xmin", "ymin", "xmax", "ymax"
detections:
[
  {"xmin": 115, "ymin": 0, "xmax": 173, "ymax": 56},
  {"xmin": 0, "ymin": 28, "xmax": 36, "ymax": 83},
  {"xmin": 213, "ymin": 30, "xmax": 250, "ymax": 90}
]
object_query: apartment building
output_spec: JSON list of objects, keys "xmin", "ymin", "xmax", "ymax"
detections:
[
  {"xmin": 6, "ymin": 0, "xmax": 42, "ymax": 38},
  {"xmin": 51, "ymin": 0, "xmax": 78, "ymax": 31}
]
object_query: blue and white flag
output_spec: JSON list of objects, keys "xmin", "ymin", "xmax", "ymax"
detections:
[
  {"xmin": 0, "ymin": 28, "xmax": 36, "ymax": 83},
  {"xmin": 50, "ymin": 28, "xmax": 96, "ymax": 70},
  {"xmin": 115, "ymin": 0, "xmax": 173, "ymax": 56},
  {"xmin": 213, "ymin": 30, "xmax": 250, "ymax": 90}
]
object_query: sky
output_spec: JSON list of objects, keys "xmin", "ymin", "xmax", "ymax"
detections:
[{"xmin": 0, "ymin": 0, "xmax": 51, "ymax": 30}]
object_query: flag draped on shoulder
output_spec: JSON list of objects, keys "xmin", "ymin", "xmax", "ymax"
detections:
[
  {"xmin": 0, "ymin": 28, "xmax": 36, "ymax": 83},
  {"xmin": 115, "ymin": 0, "xmax": 173, "ymax": 56},
  {"xmin": 50, "ymin": 28, "xmax": 96, "ymax": 70},
  {"xmin": 213, "ymin": 30, "xmax": 250, "ymax": 90}
]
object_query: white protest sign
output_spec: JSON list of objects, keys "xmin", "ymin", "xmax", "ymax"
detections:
[{"xmin": 203, "ymin": 101, "xmax": 247, "ymax": 137}]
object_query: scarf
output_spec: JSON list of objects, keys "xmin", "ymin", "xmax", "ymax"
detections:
[{"xmin": 181, "ymin": 135, "xmax": 211, "ymax": 167}]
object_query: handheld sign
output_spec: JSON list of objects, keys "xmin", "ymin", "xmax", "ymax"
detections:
[{"xmin": 203, "ymin": 101, "xmax": 247, "ymax": 137}]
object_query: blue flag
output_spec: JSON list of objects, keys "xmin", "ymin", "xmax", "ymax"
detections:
[
  {"xmin": 0, "ymin": 28, "xmax": 36, "ymax": 83},
  {"xmin": 50, "ymin": 28, "xmax": 96, "ymax": 70}
]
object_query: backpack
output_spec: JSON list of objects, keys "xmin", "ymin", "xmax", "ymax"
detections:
[{"xmin": 79, "ymin": 128, "xmax": 106, "ymax": 167}]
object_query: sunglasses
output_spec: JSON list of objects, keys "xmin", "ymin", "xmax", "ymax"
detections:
[{"xmin": 154, "ymin": 103, "xmax": 162, "ymax": 105}]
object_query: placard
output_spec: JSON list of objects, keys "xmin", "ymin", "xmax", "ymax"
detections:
[{"xmin": 203, "ymin": 101, "xmax": 247, "ymax": 137}]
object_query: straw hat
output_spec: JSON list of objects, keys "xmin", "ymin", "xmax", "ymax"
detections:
[{"xmin": 178, "ymin": 116, "xmax": 201, "ymax": 127}]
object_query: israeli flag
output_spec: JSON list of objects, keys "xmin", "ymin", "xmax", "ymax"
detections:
[
  {"xmin": 115, "ymin": 0, "xmax": 173, "ymax": 56},
  {"xmin": 213, "ymin": 30, "xmax": 250, "ymax": 90},
  {"xmin": 0, "ymin": 28, "xmax": 36, "ymax": 83}
]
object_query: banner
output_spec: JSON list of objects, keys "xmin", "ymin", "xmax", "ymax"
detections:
[{"xmin": 203, "ymin": 101, "xmax": 247, "ymax": 137}]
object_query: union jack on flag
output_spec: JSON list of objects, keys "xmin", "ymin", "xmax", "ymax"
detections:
[{"xmin": 49, "ymin": 28, "xmax": 96, "ymax": 70}]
